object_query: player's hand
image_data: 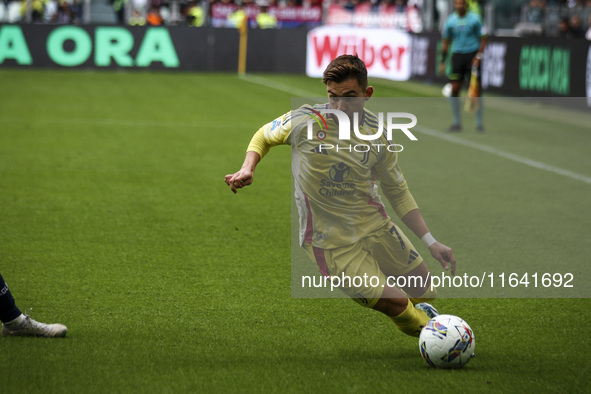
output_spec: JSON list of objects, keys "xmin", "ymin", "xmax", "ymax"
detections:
[
  {"xmin": 438, "ymin": 62, "xmax": 446, "ymax": 75},
  {"xmin": 472, "ymin": 57, "xmax": 481, "ymax": 68},
  {"xmin": 224, "ymin": 169, "xmax": 253, "ymax": 194},
  {"xmin": 429, "ymin": 242, "xmax": 456, "ymax": 276}
]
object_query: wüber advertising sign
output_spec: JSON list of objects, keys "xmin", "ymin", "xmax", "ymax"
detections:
[{"xmin": 306, "ymin": 26, "xmax": 411, "ymax": 81}]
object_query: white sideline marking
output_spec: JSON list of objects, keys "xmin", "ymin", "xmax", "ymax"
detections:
[
  {"xmin": 241, "ymin": 74, "xmax": 591, "ymax": 186},
  {"xmin": 0, "ymin": 118, "xmax": 251, "ymax": 129},
  {"xmin": 416, "ymin": 126, "xmax": 591, "ymax": 185},
  {"xmin": 239, "ymin": 73, "xmax": 318, "ymax": 97}
]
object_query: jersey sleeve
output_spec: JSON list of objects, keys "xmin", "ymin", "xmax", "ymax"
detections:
[
  {"xmin": 374, "ymin": 148, "xmax": 419, "ymax": 219},
  {"xmin": 246, "ymin": 112, "xmax": 292, "ymax": 159}
]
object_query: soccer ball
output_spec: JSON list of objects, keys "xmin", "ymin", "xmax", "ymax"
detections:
[{"xmin": 419, "ymin": 314, "xmax": 475, "ymax": 368}]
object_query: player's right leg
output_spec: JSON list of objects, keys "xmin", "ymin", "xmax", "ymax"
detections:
[
  {"xmin": 446, "ymin": 52, "xmax": 470, "ymax": 131},
  {"xmin": 373, "ymin": 286, "xmax": 433, "ymax": 337},
  {"xmin": 367, "ymin": 224, "xmax": 438, "ymax": 336},
  {"xmin": 303, "ymin": 239, "xmax": 432, "ymax": 338}
]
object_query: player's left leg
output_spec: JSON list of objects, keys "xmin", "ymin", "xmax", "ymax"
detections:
[
  {"xmin": 475, "ymin": 71, "xmax": 484, "ymax": 132},
  {"xmin": 0, "ymin": 273, "xmax": 23, "ymax": 324},
  {"xmin": 0, "ymin": 273, "xmax": 67, "ymax": 338}
]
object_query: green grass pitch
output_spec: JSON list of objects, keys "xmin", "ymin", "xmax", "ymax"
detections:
[{"xmin": 0, "ymin": 69, "xmax": 589, "ymax": 392}]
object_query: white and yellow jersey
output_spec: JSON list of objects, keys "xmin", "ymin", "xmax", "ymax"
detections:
[{"xmin": 247, "ymin": 104, "xmax": 418, "ymax": 249}]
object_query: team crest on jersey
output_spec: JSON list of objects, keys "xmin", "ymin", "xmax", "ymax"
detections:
[{"xmin": 317, "ymin": 130, "xmax": 326, "ymax": 140}]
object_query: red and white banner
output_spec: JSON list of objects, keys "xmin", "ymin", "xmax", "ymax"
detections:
[
  {"xmin": 325, "ymin": 4, "xmax": 422, "ymax": 32},
  {"xmin": 306, "ymin": 26, "xmax": 411, "ymax": 81},
  {"xmin": 210, "ymin": 4, "xmax": 322, "ymax": 28}
]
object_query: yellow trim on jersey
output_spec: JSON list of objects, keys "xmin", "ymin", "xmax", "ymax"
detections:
[
  {"xmin": 246, "ymin": 127, "xmax": 270, "ymax": 159},
  {"xmin": 247, "ymin": 113, "xmax": 291, "ymax": 159}
]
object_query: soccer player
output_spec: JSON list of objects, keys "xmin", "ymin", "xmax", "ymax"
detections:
[
  {"xmin": 439, "ymin": 0, "xmax": 487, "ymax": 132},
  {"xmin": 225, "ymin": 55, "xmax": 456, "ymax": 338},
  {"xmin": 1, "ymin": 273, "xmax": 67, "ymax": 337}
]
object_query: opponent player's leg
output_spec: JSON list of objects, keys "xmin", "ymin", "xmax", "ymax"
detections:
[
  {"xmin": 0, "ymin": 273, "xmax": 67, "ymax": 338},
  {"xmin": 0, "ymin": 273, "xmax": 22, "ymax": 324},
  {"xmin": 446, "ymin": 52, "xmax": 466, "ymax": 132},
  {"xmin": 474, "ymin": 58, "xmax": 484, "ymax": 132}
]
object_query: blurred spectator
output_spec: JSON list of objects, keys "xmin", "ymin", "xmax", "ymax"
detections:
[
  {"xmin": 20, "ymin": 0, "xmax": 43, "ymax": 22},
  {"xmin": 186, "ymin": 0, "xmax": 204, "ymax": 26},
  {"xmin": 556, "ymin": 16, "xmax": 575, "ymax": 37},
  {"xmin": 515, "ymin": 0, "xmax": 545, "ymax": 36},
  {"xmin": 586, "ymin": 15, "xmax": 591, "ymax": 40},
  {"xmin": 436, "ymin": 0, "xmax": 449, "ymax": 30},
  {"xmin": 569, "ymin": 14, "xmax": 585, "ymax": 38},
  {"xmin": 526, "ymin": 0, "xmax": 545, "ymax": 24},
  {"xmin": 56, "ymin": 0, "xmax": 73, "ymax": 23},
  {"xmin": 70, "ymin": 0, "xmax": 83, "ymax": 23},
  {"xmin": 342, "ymin": 0, "xmax": 355, "ymax": 12},
  {"xmin": 111, "ymin": 0, "xmax": 127, "ymax": 24},
  {"xmin": 43, "ymin": 0, "xmax": 59, "ymax": 22},
  {"xmin": 256, "ymin": 2, "xmax": 277, "ymax": 28},
  {"xmin": 132, "ymin": 0, "xmax": 148, "ymax": 16},
  {"xmin": 228, "ymin": 4, "xmax": 246, "ymax": 28},
  {"xmin": 146, "ymin": 5, "xmax": 163, "ymax": 25},
  {"xmin": 158, "ymin": 3, "xmax": 170, "ymax": 23},
  {"xmin": 5, "ymin": 1, "xmax": 22, "ymax": 23},
  {"xmin": 467, "ymin": 0, "xmax": 481, "ymax": 18},
  {"xmin": 129, "ymin": 8, "xmax": 146, "ymax": 24}
]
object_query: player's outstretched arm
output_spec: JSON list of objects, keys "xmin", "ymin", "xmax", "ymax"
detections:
[
  {"xmin": 401, "ymin": 209, "xmax": 456, "ymax": 275},
  {"xmin": 225, "ymin": 151, "xmax": 261, "ymax": 194}
]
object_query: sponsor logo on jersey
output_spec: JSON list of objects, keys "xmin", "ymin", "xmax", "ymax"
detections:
[
  {"xmin": 319, "ymin": 163, "xmax": 356, "ymax": 197},
  {"xmin": 329, "ymin": 162, "xmax": 350, "ymax": 182}
]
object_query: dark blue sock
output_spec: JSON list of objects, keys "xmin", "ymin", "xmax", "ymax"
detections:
[{"xmin": 0, "ymin": 273, "xmax": 22, "ymax": 323}]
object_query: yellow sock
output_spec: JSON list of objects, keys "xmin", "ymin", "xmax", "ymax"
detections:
[{"xmin": 389, "ymin": 300, "xmax": 431, "ymax": 337}]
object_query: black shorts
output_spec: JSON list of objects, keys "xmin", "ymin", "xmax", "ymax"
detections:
[{"xmin": 449, "ymin": 51, "xmax": 478, "ymax": 82}]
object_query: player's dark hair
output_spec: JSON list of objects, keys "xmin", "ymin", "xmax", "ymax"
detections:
[{"xmin": 322, "ymin": 55, "xmax": 368, "ymax": 89}]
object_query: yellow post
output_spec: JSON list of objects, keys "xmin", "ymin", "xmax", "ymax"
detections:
[{"xmin": 238, "ymin": 17, "xmax": 248, "ymax": 75}]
